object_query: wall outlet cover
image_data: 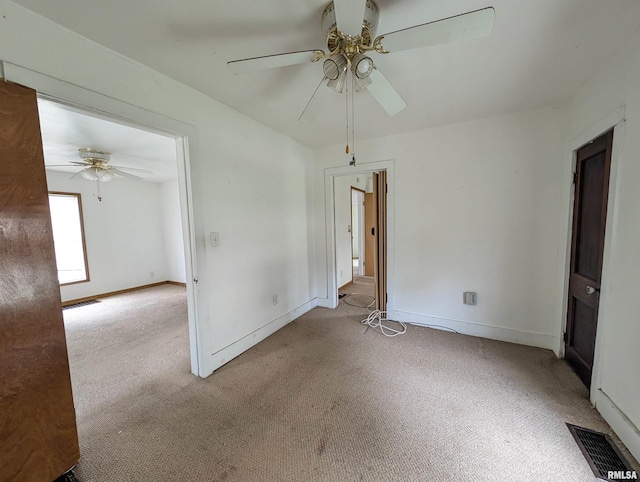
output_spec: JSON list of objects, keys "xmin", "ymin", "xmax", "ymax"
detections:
[{"xmin": 463, "ymin": 291, "xmax": 477, "ymax": 305}]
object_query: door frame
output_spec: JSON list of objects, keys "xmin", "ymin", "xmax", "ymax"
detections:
[
  {"xmin": 564, "ymin": 130, "xmax": 613, "ymax": 388},
  {"xmin": 559, "ymin": 107, "xmax": 625, "ymax": 397},
  {"xmin": 2, "ymin": 61, "xmax": 204, "ymax": 377},
  {"xmin": 350, "ymin": 187, "xmax": 365, "ymax": 277},
  {"xmin": 323, "ymin": 160, "xmax": 395, "ymax": 310}
]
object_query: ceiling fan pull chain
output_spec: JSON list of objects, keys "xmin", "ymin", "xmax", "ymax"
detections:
[
  {"xmin": 352, "ymin": 73, "xmax": 356, "ymax": 159},
  {"xmin": 96, "ymin": 178, "xmax": 102, "ymax": 202},
  {"xmin": 345, "ymin": 71, "xmax": 350, "ymax": 155}
]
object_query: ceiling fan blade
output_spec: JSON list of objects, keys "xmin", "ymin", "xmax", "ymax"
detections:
[
  {"xmin": 376, "ymin": 7, "xmax": 495, "ymax": 53},
  {"xmin": 333, "ymin": 0, "xmax": 367, "ymax": 37},
  {"xmin": 299, "ymin": 77, "xmax": 331, "ymax": 123},
  {"xmin": 228, "ymin": 50, "xmax": 323, "ymax": 74},
  {"xmin": 109, "ymin": 165, "xmax": 153, "ymax": 174},
  {"xmin": 69, "ymin": 161, "xmax": 91, "ymax": 166},
  {"xmin": 110, "ymin": 168, "xmax": 143, "ymax": 181},
  {"xmin": 47, "ymin": 164, "xmax": 80, "ymax": 167},
  {"xmin": 367, "ymin": 68, "xmax": 407, "ymax": 116}
]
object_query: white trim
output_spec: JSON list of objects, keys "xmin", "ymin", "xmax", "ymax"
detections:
[
  {"xmin": 558, "ymin": 109, "xmax": 638, "ymax": 460},
  {"xmin": 324, "ymin": 160, "xmax": 395, "ymax": 310},
  {"xmin": 392, "ymin": 310, "xmax": 556, "ymax": 350},
  {"xmin": 568, "ymin": 107, "xmax": 625, "ymax": 152},
  {"xmin": 1, "ymin": 60, "xmax": 204, "ymax": 377},
  {"xmin": 175, "ymin": 136, "xmax": 201, "ymax": 376},
  {"xmin": 590, "ymin": 120, "xmax": 625, "ymax": 398},
  {"xmin": 2, "ymin": 61, "xmax": 197, "ymax": 138},
  {"xmin": 556, "ymin": 107, "xmax": 626, "ymax": 357},
  {"xmin": 204, "ymin": 298, "xmax": 319, "ymax": 377},
  {"xmin": 594, "ymin": 389, "xmax": 640, "ymax": 462},
  {"xmin": 554, "ymin": 143, "xmax": 577, "ymax": 357},
  {"xmin": 315, "ymin": 297, "xmax": 332, "ymax": 308},
  {"xmin": 349, "ymin": 188, "xmax": 365, "ymax": 277}
]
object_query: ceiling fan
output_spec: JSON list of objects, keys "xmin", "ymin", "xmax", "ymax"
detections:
[
  {"xmin": 48, "ymin": 147, "xmax": 152, "ymax": 201},
  {"xmin": 228, "ymin": 0, "xmax": 495, "ymax": 120}
]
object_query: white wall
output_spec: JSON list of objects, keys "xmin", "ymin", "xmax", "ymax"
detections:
[
  {"xmin": 565, "ymin": 27, "xmax": 640, "ymax": 461},
  {"xmin": 314, "ymin": 107, "xmax": 568, "ymax": 350},
  {"xmin": 0, "ymin": 0, "xmax": 315, "ymax": 377},
  {"xmin": 46, "ymin": 171, "xmax": 168, "ymax": 302},
  {"xmin": 160, "ymin": 180, "xmax": 186, "ymax": 283}
]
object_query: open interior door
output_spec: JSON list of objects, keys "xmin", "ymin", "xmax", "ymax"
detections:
[
  {"xmin": 373, "ymin": 171, "xmax": 387, "ymax": 312},
  {"xmin": 0, "ymin": 79, "xmax": 80, "ymax": 479}
]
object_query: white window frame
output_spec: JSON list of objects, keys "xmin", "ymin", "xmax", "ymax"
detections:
[{"xmin": 48, "ymin": 191, "xmax": 90, "ymax": 286}]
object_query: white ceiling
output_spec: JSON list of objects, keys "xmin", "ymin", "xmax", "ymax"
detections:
[
  {"xmin": 38, "ymin": 99, "xmax": 178, "ymax": 183},
  {"xmin": 18, "ymin": 0, "xmax": 640, "ymax": 149}
]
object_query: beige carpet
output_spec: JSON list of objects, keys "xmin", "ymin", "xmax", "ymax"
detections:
[{"xmin": 62, "ymin": 282, "xmax": 639, "ymax": 481}]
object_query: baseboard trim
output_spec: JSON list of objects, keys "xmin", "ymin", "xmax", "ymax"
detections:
[
  {"xmin": 202, "ymin": 298, "xmax": 320, "ymax": 377},
  {"xmin": 315, "ymin": 297, "xmax": 333, "ymax": 309},
  {"xmin": 61, "ymin": 281, "xmax": 185, "ymax": 307},
  {"xmin": 594, "ymin": 389, "xmax": 640, "ymax": 463},
  {"xmin": 391, "ymin": 310, "xmax": 556, "ymax": 350},
  {"xmin": 165, "ymin": 281, "xmax": 187, "ymax": 287},
  {"xmin": 339, "ymin": 281, "xmax": 353, "ymax": 291}
]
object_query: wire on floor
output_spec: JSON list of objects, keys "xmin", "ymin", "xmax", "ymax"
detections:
[
  {"xmin": 361, "ymin": 310, "xmax": 407, "ymax": 337},
  {"xmin": 342, "ymin": 292, "xmax": 459, "ymax": 335},
  {"xmin": 343, "ymin": 293, "xmax": 375, "ymax": 309}
]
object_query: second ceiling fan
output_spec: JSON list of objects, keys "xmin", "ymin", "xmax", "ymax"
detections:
[{"xmin": 228, "ymin": 0, "xmax": 495, "ymax": 119}]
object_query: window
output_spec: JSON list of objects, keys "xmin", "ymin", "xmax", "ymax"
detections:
[{"xmin": 48, "ymin": 192, "xmax": 90, "ymax": 285}]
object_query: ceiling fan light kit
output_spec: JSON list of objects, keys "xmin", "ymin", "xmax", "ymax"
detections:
[
  {"xmin": 79, "ymin": 166, "xmax": 114, "ymax": 182},
  {"xmin": 48, "ymin": 147, "xmax": 153, "ymax": 202},
  {"xmin": 227, "ymin": 0, "xmax": 495, "ymax": 159},
  {"xmin": 323, "ymin": 53, "xmax": 348, "ymax": 93},
  {"xmin": 77, "ymin": 148, "xmax": 112, "ymax": 182}
]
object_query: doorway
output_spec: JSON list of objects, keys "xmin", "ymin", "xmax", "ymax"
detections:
[
  {"xmin": 325, "ymin": 161, "xmax": 393, "ymax": 311},
  {"xmin": 36, "ymin": 97, "xmax": 199, "ymax": 369},
  {"xmin": 2, "ymin": 61, "xmax": 201, "ymax": 376},
  {"xmin": 564, "ymin": 130, "xmax": 613, "ymax": 388}
]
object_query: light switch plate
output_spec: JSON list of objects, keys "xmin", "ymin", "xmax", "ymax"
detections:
[{"xmin": 210, "ymin": 232, "xmax": 220, "ymax": 247}]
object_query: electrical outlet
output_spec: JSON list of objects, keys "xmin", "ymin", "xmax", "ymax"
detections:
[
  {"xmin": 463, "ymin": 291, "xmax": 477, "ymax": 305},
  {"xmin": 272, "ymin": 294, "xmax": 278, "ymax": 305},
  {"xmin": 149, "ymin": 271, "xmax": 155, "ymax": 278}
]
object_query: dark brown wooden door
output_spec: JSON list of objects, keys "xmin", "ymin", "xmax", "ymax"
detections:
[
  {"xmin": 0, "ymin": 80, "xmax": 80, "ymax": 480},
  {"xmin": 565, "ymin": 130, "xmax": 613, "ymax": 388}
]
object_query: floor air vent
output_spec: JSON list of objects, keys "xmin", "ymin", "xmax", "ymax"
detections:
[
  {"xmin": 566, "ymin": 423, "xmax": 636, "ymax": 481},
  {"xmin": 63, "ymin": 299, "xmax": 101, "ymax": 310}
]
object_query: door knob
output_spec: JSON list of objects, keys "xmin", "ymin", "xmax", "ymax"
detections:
[{"xmin": 586, "ymin": 285, "xmax": 599, "ymax": 295}]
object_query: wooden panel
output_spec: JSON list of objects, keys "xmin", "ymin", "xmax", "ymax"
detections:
[
  {"xmin": 374, "ymin": 171, "xmax": 387, "ymax": 312},
  {"xmin": 0, "ymin": 80, "xmax": 80, "ymax": 480}
]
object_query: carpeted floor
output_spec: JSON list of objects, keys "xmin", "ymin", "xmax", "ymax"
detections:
[{"xmin": 62, "ymin": 281, "xmax": 639, "ymax": 481}]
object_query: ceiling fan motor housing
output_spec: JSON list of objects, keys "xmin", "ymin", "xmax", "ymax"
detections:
[
  {"xmin": 79, "ymin": 147, "xmax": 110, "ymax": 164},
  {"xmin": 322, "ymin": 0, "xmax": 379, "ymax": 53}
]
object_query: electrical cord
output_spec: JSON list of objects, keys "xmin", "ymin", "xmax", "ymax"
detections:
[
  {"xmin": 341, "ymin": 292, "xmax": 407, "ymax": 337},
  {"xmin": 342, "ymin": 293, "xmax": 375, "ymax": 309},
  {"xmin": 341, "ymin": 293, "xmax": 459, "ymax": 336},
  {"xmin": 361, "ymin": 310, "xmax": 407, "ymax": 337}
]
